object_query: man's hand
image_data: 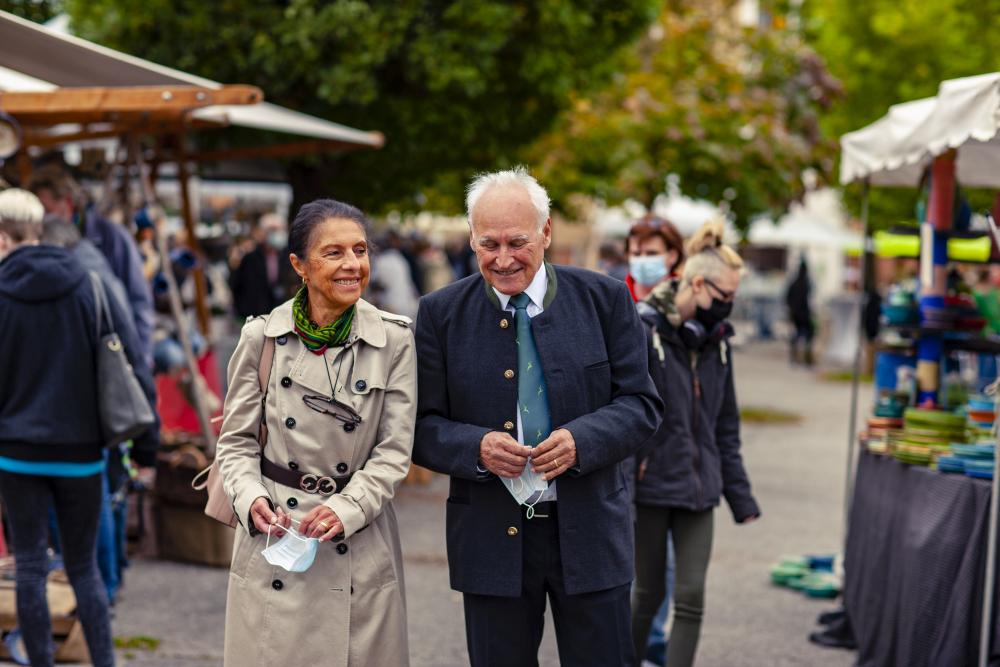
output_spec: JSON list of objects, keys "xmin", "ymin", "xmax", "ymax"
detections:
[
  {"xmin": 531, "ymin": 429, "xmax": 577, "ymax": 481},
  {"xmin": 480, "ymin": 432, "xmax": 532, "ymax": 478},
  {"xmin": 637, "ymin": 457, "xmax": 649, "ymax": 481}
]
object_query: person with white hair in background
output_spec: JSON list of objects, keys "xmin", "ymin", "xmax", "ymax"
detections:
[
  {"xmin": 412, "ymin": 167, "xmax": 662, "ymax": 666},
  {"xmin": 0, "ymin": 189, "xmax": 150, "ymax": 667}
]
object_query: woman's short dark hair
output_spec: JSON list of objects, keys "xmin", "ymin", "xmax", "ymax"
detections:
[
  {"xmin": 288, "ymin": 199, "xmax": 370, "ymax": 258},
  {"xmin": 625, "ymin": 215, "xmax": 685, "ymax": 273}
]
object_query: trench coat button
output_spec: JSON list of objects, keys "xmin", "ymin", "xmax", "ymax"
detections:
[
  {"xmin": 285, "ymin": 417, "xmax": 296, "ymax": 429},
  {"xmin": 287, "ymin": 497, "xmax": 298, "ymax": 509},
  {"xmin": 337, "ymin": 543, "xmax": 348, "ymax": 555},
  {"xmin": 343, "ymin": 422, "xmax": 356, "ymax": 433},
  {"xmin": 503, "ymin": 421, "xmax": 514, "ymax": 431},
  {"xmin": 507, "ymin": 527, "xmax": 518, "ymax": 537},
  {"xmin": 336, "ymin": 462, "xmax": 349, "ymax": 474},
  {"xmin": 276, "ymin": 335, "xmax": 287, "ymax": 346},
  {"xmin": 500, "ymin": 318, "xmax": 509, "ymax": 329},
  {"xmin": 272, "ymin": 579, "xmax": 283, "ymax": 591},
  {"xmin": 504, "ymin": 369, "xmax": 515, "ymax": 380},
  {"xmin": 355, "ymin": 379, "xmax": 367, "ymax": 392},
  {"xmin": 281, "ymin": 376, "xmax": 292, "ymax": 388},
  {"xmin": 288, "ymin": 461, "xmax": 299, "ymax": 470}
]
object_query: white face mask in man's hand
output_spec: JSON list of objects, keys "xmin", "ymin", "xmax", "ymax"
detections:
[
  {"xmin": 261, "ymin": 520, "xmax": 319, "ymax": 573},
  {"xmin": 502, "ymin": 458, "xmax": 549, "ymax": 518}
]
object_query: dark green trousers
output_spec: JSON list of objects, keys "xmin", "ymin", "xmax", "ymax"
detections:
[{"xmin": 631, "ymin": 505, "xmax": 714, "ymax": 667}]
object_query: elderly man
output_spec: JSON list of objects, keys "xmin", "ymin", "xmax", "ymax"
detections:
[{"xmin": 413, "ymin": 167, "xmax": 662, "ymax": 666}]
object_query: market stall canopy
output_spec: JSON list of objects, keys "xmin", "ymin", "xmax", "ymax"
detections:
[
  {"xmin": 748, "ymin": 189, "xmax": 860, "ymax": 249},
  {"xmin": 840, "ymin": 72, "xmax": 1000, "ymax": 187},
  {"xmin": 0, "ymin": 10, "xmax": 383, "ymax": 151}
]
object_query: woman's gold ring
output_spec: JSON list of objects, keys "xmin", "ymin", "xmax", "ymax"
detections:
[{"xmin": 319, "ymin": 520, "xmax": 330, "ymax": 529}]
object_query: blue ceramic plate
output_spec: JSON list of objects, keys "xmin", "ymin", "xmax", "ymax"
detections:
[{"xmin": 951, "ymin": 444, "xmax": 995, "ymax": 459}]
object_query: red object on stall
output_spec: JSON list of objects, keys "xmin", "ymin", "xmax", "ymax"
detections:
[
  {"xmin": 929, "ymin": 150, "xmax": 957, "ymax": 232},
  {"xmin": 155, "ymin": 348, "xmax": 224, "ymax": 436}
]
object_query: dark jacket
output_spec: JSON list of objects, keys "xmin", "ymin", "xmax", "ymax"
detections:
[
  {"xmin": 413, "ymin": 264, "xmax": 663, "ymax": 596},
  {"xmin": 634, "ymin": 286, "xmax": 760, "ymax": 523},
  {"xmin": 229, "ymin": 245, "xmax": 297, "ymax": 318},
  {"xmin": 83, "ymin": 206, "xmax": 155, "ymax": 366},
  {"xmin": 71, "ymin": 239, "xmax": 160, "ymax": 461},
  {"xmin": 0, "ymin": 245, "xmax": 157, "ymax": 465}
]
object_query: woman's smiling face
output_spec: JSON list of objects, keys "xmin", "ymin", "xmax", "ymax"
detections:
[{"xmin": 291, "ymin": 217, "xmax": 370, "ymax": 317}]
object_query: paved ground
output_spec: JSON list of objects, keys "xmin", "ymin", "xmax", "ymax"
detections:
[{"xmin": 101, "ymin": 340, "xmax": 865, "ymax": 666}]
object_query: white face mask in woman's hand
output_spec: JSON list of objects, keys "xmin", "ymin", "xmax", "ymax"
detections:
[{"xmin": 261, "ymin": 520, "xmax": 319, "ymax": 573}]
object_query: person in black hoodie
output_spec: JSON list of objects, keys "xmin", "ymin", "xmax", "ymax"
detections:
[
  {"xmin": 631, "ymin": 221, "xmax": 761, "ymax": 667},
  {"xmin": 0, "ymin": 189, "xmax": 154, "ymax": 667}
]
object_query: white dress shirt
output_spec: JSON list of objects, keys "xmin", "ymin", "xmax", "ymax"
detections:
[{"xmin": 493, "ymin": 267, "xmax": 557, "ymax": 502}]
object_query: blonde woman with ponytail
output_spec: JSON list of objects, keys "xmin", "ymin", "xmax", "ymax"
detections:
[{"xmin": 631, "ymin": 220, "xmax": 760, "ymax": 667}]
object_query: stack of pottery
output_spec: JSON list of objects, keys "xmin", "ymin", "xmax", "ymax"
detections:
[
  {"xmin": 881, "ymin": 285, "xmax": 919, "ymax": 327},
  {"xmin": 769, "ymin": 554, "xmax": 841, "ymax": 599},
  {"xmin": 890, "ymin": 408, "xmax": 967, "ymax": 466},
  {"xmin": 864, "ymin": 396, "xmax": 905, "ymax": 455},
  {"xmin": 920, "ymin": 294, "xmax": 985, "ymax": 332},
  {"xmin": 938, "ymin": 443, "xmax": 994, "ymax": 479},
  {"xmin": 966, "ymin": 396, "xmax": 995, "ymax": 436}
]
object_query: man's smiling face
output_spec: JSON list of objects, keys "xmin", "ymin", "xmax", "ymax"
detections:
[{"xmin": 469, "ymin": 184, "xmax": 551, "ymax": 296}]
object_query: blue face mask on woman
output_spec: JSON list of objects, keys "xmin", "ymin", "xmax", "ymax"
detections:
[{"xmin": 629, "ymin": 255, "xmax": 669, "ymax": 287}]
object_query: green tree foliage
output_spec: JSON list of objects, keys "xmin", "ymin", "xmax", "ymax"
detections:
[
  {"xmin": 529, "ymin": 0, "xmax": 840, "ymax": 227},
  {"xmin": 57, "ymin": 0, "xmax": 658, "ymax": 214},
  {"xmin": 0, "ymin": 0, "xmax": 62, "ymax": 24},
  {"xmin": 805, "ymin": 0, "xmax": 1000, "ymax": 224}
]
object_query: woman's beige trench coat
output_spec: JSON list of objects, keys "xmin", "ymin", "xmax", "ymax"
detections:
[{"xmin": 216, "ymin": 297, "xmax": 415, "ymax": 666}]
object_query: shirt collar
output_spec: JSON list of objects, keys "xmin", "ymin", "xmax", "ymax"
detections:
[{"xmin": 493, "ymin": 264, "xmax": 549, "ymax": 312}]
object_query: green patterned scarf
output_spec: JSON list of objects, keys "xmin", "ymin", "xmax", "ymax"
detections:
[{"xmin": 291, "ymin": 287, "xmax": 355, "ymax": 354}]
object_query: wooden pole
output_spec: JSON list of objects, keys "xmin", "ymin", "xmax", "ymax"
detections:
[
  {"xmin": 174, "ymin": 132, "xmax": 212, "ymax": 337},
  {"xmin": 129, "ymin": 135, "xmax": 217, "ymax": 453}
]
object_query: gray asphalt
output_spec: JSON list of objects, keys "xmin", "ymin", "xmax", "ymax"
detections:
[{"xmin": 102, "ymin": 340, "xmax": 864, "ymax": 666}]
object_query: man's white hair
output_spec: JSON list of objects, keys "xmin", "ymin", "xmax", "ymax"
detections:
[{"xmin": 465, "ymin": 166, "xmax": 551, "ymax": 231}]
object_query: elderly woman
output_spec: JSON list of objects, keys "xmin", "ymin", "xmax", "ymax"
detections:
[
  {"xmin": 0, "ymin": 189, "xmax": 153, "ymax": 667},
  {"xmin": 631, "ymin": 221, "xmax": 761, "ymax": 667},
  {"xmin": 216, "ymin": 199, "xmax": 415, "ymax": 666}
]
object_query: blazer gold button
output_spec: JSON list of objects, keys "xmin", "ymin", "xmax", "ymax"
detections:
[
  {"xmin": 504, "ymin": 369, "xmax": 515, "ymax": 379},
  {"xmin": 504, "ymin": 421, "xmax": 514, "ymax": 431},
  {"xmin": 507, "ymin": 527, "xmax": 518, "ymax": 537},
  {"xmin": 500, "ymin": 318, "xmax": 509, "ymax": 329}
]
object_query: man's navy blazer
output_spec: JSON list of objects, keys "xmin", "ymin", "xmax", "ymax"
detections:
[{"xmin": 413, "ymin": 263, "xmax": 663, "ymax": 596}]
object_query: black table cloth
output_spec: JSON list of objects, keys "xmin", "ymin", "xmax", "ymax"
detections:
[{"xmin": 844, "ymin": 450, "xmax": 1000, "ymax": 667}]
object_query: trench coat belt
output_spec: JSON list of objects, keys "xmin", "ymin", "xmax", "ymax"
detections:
[{"xmin": 260, "ymin": 457, "xmax": 353, "ymax": 496}]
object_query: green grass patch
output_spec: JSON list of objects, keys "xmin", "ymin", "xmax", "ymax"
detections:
[
  {"xmin": 740, "ymin": 406, "xmax": 803, "ymax": 424},
  {"xmin": 821, "ymin": 370, "xmax": 873, "ymax": 384},
  {"xmin": 114, "ymin": 636, "xmax": 161, "ymax": 651}
]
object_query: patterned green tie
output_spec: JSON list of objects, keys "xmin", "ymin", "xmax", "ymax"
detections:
[{"xmin": 511, "ymin": 293, "xmax": 551, "ymax": 447}]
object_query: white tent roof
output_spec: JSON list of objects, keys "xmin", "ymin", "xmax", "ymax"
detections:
[
  {"xmin": 840, "ymin": 72, "xmax": 1000, "ymax": 187},
  {"xmin": 748, "ymin": 188, "xmax": 860, "ymax": 248},
  {"xmin": 0, "ymin": 10, "xmax": 383, "ymax": 149}
]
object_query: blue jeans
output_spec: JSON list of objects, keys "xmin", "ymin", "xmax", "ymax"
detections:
[{"xmin": 0, "ymin": 470, "xmax": 115, "ymax": 667}]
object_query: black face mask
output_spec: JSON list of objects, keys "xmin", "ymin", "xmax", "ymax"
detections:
[{"xmin": 695, "ymin": 298, "xmax": 733, "ymax": 331}]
